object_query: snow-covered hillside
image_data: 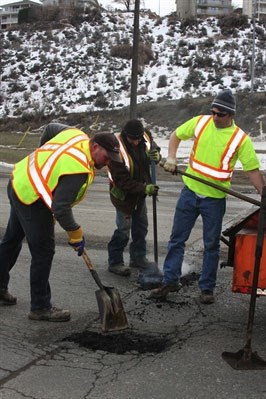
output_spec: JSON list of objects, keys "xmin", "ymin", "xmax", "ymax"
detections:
[{"xmin": 1, "ymin": 11, "xmax": 265, "ymax": 118}]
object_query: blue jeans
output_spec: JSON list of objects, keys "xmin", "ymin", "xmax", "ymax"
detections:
[
  {"xmin": 0, "ymin": 180, "xmax": 55, "ymax": 310},
  {"xmin": 163, "ymin": 186, "xmax": 226, "ymax": 291},
  {"xmin": 108, "ymin": 197, "xmax": 148, "ymax": 266}
]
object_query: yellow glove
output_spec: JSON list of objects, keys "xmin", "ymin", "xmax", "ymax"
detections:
[
  {"xmin": 67, "ymin": 227, "xmax": 85, "ymax": 256},
  {"xmin": 163, "ymin": 157, "xmax": 177, "ymax": 173},
  {"xmin": 145, "ymin": 184, "xmax": 159, "ymax": 196},
  {"xmin": 148, "ymin": 149, "xmax": 161, "ymax": 163}
]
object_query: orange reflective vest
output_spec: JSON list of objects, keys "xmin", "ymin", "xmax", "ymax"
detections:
[{"xmin": 108, "ymin": 131, "xmax": 152, "ymax": 182}]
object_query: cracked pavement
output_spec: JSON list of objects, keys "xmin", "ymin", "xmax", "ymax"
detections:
[{"xmin": 1, "ymin": 173, "xmax": 266, "ymax": 398}]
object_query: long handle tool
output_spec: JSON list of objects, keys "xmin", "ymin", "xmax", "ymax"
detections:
[
  {"xmin": 151, "ymin": 160, "xmax": 158, "ymax": 264},
  {"xmin": 175, "ymin": 169, "xmax": 260, "ymax": 206},
  {"xmin": 82, "ymin": 250, "xmax": 128, "ymax": 333},
  {"xmin": 222, "ymin": 186, "xmax": 266, "ymax": 369},
  {"xmin": 137, "ymin": 161, "xmax": 162, "ymax": 289}
]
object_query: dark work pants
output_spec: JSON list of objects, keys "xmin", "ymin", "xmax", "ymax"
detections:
[
  {"xmin": 108, "ymin": 197, "xmax": 148, "ymax": 266},
  {"xmin": 0, "ymin": 180, "xmax": 55, "ymax": 310}
]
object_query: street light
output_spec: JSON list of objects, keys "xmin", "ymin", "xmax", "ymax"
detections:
[
  {"xmin": 130, "ymin": 0, "xmax": 140, "ymax": 119},
  {"xmin": 250, "ymin": 0, "xmax": 257, "ymax": 92}
]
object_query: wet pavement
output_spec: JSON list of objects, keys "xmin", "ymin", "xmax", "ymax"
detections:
[{"xmin": 1, "ymin": 173, "xmax": 266, "ymax": 398}]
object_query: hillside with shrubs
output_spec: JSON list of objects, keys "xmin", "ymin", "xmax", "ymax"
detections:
[{"xmin": 0, "ymin": 8, "xmax": 266, "ymax": 135}]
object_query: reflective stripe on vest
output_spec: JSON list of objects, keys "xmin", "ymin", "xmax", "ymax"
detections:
[
  {"xmin": 220, "ymin": 128, "xmax": 246, "ymax": 170},
  {"xmin": 190, "ymin": 116, "xmax": 246, "ymax": 180},
  {"xmin": 28, "ymin": 134, "xmax": 87, "ymax": 208},
  {"xmin": 194, "ymin": 115, "xmax": 212, "ymax": 137},
  {"xmin": 108, "ymin": 132, "xmax": 152, "ymax": 182}
]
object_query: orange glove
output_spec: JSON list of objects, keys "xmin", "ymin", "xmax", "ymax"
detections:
[{"xmin": 67, "ymin": 227, "xmax": 85, "ymax": 256}]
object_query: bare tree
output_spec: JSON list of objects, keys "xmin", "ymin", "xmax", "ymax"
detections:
[
  {"xmin": 113, "ymin": 0, "xmax": 132, "ymax": 11},
  {"xmin": 113, "ymin": 0, "xmax": 144, "ymax": 12}
]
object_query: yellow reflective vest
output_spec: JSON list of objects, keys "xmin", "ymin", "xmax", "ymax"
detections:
[
  {"xmin": 189, "ymin": 115, "xmax": 246, "ymax": 180},
  {"xmin": 12, "ymin": 128, "xmax": 95, "ymax": 209},
  {"xmin": 176, "ymin": 115, "xmax": 260, "ymax": 198}
]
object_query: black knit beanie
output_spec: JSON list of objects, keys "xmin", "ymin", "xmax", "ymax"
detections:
[
  {"xmin": 211, "ymin": 89, "xmax": 236, "ymax": 114},
  {"xmin": 123, "ymin": 119, "xmax": 144, "ymax": 139}
]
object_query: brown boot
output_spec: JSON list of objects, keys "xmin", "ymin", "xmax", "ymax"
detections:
[
  {"xmin": 199, "ymin": 290, "xmax": 214, "ymax": 304},
  {"xmin": 0, "ymin": 289, "xmax": 17, "ymax": 305},
  {"xmin": 148, "ymin": 283, "xmax": 182, "ymax": 300},
  {"xmin": 108, "ymin": 263, "xmax": 131, "ymax": 276},
  {"xmin": 28, "ymin": 307, "xmax": 71, "ymax": 322}
]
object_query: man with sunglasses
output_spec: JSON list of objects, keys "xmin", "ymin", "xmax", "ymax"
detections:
[{"xmin": 149, "ymin": 89, "xmax": 265, "ymax": 304}]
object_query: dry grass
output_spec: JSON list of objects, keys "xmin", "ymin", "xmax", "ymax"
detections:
[{"xmin": 0, "ymin": 131, "xmax": 40, "ymax": 163}]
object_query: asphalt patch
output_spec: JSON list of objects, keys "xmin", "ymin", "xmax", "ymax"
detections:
[{"xmin": 64, "ymin": 330, "xmax": 172, "ymax": 354}]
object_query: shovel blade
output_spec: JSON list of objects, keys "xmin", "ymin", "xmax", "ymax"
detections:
[
  {"xmin": 222, "ymin": 349, "xmax": 266, "ymax": 370},
  {"xmin": 95, "ymin": 287, "xmax": 129, "ymax": 333}
]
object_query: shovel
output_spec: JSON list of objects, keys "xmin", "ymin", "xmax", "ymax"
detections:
[
  {"xmin": 82, "ymin": 249, "xmax": 129, "ymax": 333},
  {"xmin": 222, "ymin": 185, "xmax": 266, "ymax": 370}
]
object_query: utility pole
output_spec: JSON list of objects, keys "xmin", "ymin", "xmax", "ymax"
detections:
[
  {"xmin": 129, "ymin": 0, "xmax": 140, "ymax": 119},
  {"xmin": 250, "ymin": 0, "xmax": 256, "ymax": 92}
]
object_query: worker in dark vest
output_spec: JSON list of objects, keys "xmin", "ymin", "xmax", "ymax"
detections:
[{"xmin": 107, "ymin": 119, "xmax": 162, "ymax": 288}]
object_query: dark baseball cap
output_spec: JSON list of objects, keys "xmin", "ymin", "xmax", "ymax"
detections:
[{"xmin": 92, "ymin": 132, "xmax": 122, "ymax": 162}]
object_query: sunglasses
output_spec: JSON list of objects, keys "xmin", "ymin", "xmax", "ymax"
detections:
[{"xmin": 211, "ymin": 110, "xmax": 228, "ymax": 118}]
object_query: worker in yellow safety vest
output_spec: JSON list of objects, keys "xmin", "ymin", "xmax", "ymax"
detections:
[
  {"xmin": 149, "ymin": 89, "xmax": 265, "ymax": 304},
  {"xmin": 0, "ymin": 124, "xmax": 121, "ymax": 321}
]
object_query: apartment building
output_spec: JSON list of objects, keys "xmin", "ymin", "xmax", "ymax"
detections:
[
  {"xmin": 42, "ymin": 0, "xmax": 100, "ymax": 8},
  {"xmin": 243, "ymin": 0, "xmax": 266, "ymax": 19},
  {"xmin": 176, "ymin": 0, "xmax": 233, "ymax": 19},
  {"xmin": 0, "ymin": 0, "xmax": 42, "ymax": 29},
  {"xmin": 0, "ymin": 0, "xmax": 100, "ymax": 29}
]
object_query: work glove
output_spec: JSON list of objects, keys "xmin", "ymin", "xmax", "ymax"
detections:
[
  {"xmin": 147, "ymin": 149, "xmax": 161, "ymax": 163},
  {"xmin": 145, "ymin": 184, "xmax": 159, "ymax": 196},
  {"xmin": 161, "ymin": 157, "xmax": 177, "ymax": 173},
  {"xmin": 67, "ymin": 227, "xmax": 85, "ymax": 256}
]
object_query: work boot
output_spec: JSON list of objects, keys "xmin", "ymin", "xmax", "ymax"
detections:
[
  {"xmin": 28, "ymin": 307, "xmax": 71, "ymax": 322},
  {"xmin": 0, "ymin": 289, "xmax": 17, "ymax": 305},
  {"xmin": 148, "ymin": 283, "xmax": 182, "ymax": 300},
  {"xmin": 199, "ymin": 290, "xmax": 215, "ymax": 304},
  {"xmin": 108, "ymin": 263, "xmax": 131, "ymax": 276}
]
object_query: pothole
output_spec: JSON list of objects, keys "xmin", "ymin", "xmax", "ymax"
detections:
[{"xmin": 64, "ymin": 330, "xmax": 172, "ymax": 354}]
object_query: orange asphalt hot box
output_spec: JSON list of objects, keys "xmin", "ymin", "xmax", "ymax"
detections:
[{"xmin": 232, "ymin": 228, "xmax": 266, "ymax": 295}]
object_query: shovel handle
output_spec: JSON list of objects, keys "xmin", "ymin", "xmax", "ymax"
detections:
[
  {"xmin": 175, "ymin": 169, "xmax": 261, "ymax": 207},
  {"xmin": 151, "ymin": 161, "xmax": 158, "ymax": 264},
  {"xmin": 82, "ymin": 250, "xmax": 105, "ymax": 290}
]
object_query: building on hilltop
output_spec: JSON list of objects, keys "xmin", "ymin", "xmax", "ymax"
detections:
[
  {"xmin": 42, "ymin": 0, "xmax": 100, "ymax": 9},
  {"xmin": 0, "ymin": 0, "xmax": 42, "ymax": 29},
  {"xmin": 0, "ymin": 0, "xmax": 101, "ymax": 29},
  {"xmin": 243, "ymin": 0, "xmax": 266, "ymax": 20},
  {"xmin": 175, "ymin": 0, "xmax": 233, "ymax": 19}
]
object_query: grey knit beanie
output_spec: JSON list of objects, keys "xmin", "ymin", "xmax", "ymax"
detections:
[{"xmin": 211, "ymin": 89, "xmax": 236, "ymax": 114}]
